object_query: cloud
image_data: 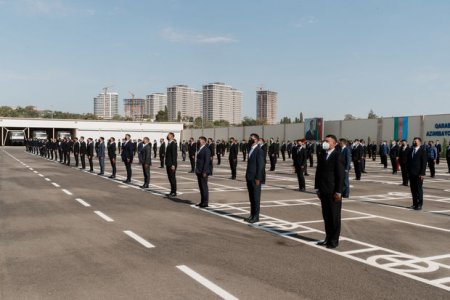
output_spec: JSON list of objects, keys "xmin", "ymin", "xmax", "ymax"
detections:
[
  {"xmin": 294, "ymin": 16, "xmax": 319, "ymax": 28},
  {"xmin": 18, "ymin": 0, "xmax": 69, "ymax": 15},
  {"xmin": 160, "ymin": 27, "xmax": 237, "ymax": 44}
]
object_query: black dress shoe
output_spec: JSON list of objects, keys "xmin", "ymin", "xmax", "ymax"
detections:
[
  {"xmin": 299, "ymin": 188, "xmax": 305, "ymax": 192},
  {"xmin": 97, "ymin": 173, "xmax": 104, "ymax": 176},
  {"xmin": 409, "ymin": 205, "xmax": 418, "ymax": 210},
  {"xmin": 316, "ymin": 240, "xmax": 328, "ymax": 246},
  {"xmin": 247, "ymin": 217, "xmax": 259, "ymax": 223},
  {"xmin": 123, "ymin": 180, "xmax": 131, "ymax": 184},
  {"xmin": 415, "ymin": 206, "xmax": 422, "ymax": 210},
  {"xmin": 326, "ymin": 243, "xmax": 338, "ymax": 249},
  {"xmin": 199, "ymin": 204, "xmax": 208, "ymax": 208},
  {"xmin": 141, "ymin": 185, "xmax": 149, "ymax": 188},
  {"xmin": 167, "ymin": 192, "xmax": 177, "ymax": 197},
  {"xmin": 244, "ymin": 216, "xmax": 253, "ymax": 222},
  {"xmin": 108, "ymin": 175, "xmax": 115, "ymax": 179}
]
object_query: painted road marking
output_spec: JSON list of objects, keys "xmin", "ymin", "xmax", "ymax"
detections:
[
  {"xmin": 38, "ymin": 174, "xmax": 44, "ymax": 177},
  {"xmin": 94, "ymin": 211, "xmax": 114, "ymax": 222},
  {"xmin": 52, "ymin": 182, "xmax": 60, "ymax": 188},
  {"xmin": 176, "ymin": 265, "xmax": 239, "ymax": 300},
  {"xmin": 75, "ymin": 198, "xmax": 91, "ymax": 207},
  {"xmin": 61, "ymin": 189, "xmax": 73, "ymax": 196},
  {"xmin": 123, "ymin": 230, "xmax": 155, "ymax": 248},
  {"xmin": 45, "ymin": 178, "xmax": 51, "ymax": 181}
]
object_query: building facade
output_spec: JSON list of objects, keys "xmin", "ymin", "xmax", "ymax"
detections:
[
  {"xmin": 123, "ymin": 98, "xmax": 146, "ymax": 120},
  {"xmin": 256, "ymin": 90, "xmax": 278, "ymax": 125},
  {"xmin": 93, "ymin": 92, "xmax": 119, "ymax": 119},
  {"xmin": 167, "ymin": 85, "xmax": 202, "ymax": 122},
  {"xmin": 147, "ymin": 93, "xmax": 168, "ymax": 119},
  {"xmin": 202, "ymin": 82, "xmax": 242, "ymax": 125}
]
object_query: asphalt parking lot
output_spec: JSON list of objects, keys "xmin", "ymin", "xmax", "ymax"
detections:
[{"xmin": 1, "ymin": 146, "xmax": 449, "ymax": 299}]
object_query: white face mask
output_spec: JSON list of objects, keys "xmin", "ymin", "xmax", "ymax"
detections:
[{"xmin": 322, "ymin": 142, "xmax": 330, "ymax": 150}]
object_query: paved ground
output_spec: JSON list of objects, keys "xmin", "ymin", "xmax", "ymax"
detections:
[{"xmin": 1, "ymin": 146, "xmax": 449, "ymax": 299}]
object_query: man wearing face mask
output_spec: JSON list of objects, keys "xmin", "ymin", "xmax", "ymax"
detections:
[
  {"xmin": 294, "ymin": 139, "xmax": 307, "ymax": 192},
  {"xmin": 140, "ymin": 137, "xmax": 152, "ymax": 189},
  {"xmin": 426, "ymin": 141, "xmax": 437, "ymax": 178},
  {"xmin": 269, "ymin": 138, "xmax": 277, "ymax": 171},
  {"xmin": 195, "ymin": 136, "xmax": 211, "ymax": 207},
  {"xmin": 380, "ymin": 141, "xmax": 389, "ymax": 168},
  {"xmin": 121, "ymin": 134, "xmax": 134, "ymax": 184},
  {"xmin": 315, "ymin": 135, "xmax": 345, "ymax": 249},
  {"xmin": 389, "ymin": 140, "xmax": 399, "ymax": 174},
  {"xmin": 229, "ymin": 137, "xmax": 238, "ymax": 179},
  {"xmin": 245, "ymin": 134, "xmax": 264, "ymax": 223},
  {"xmin": 159, "ymin": 138, "xmax": 166, "ymax": 168},
  {"xmin": 406, "ymin": 137, "xmax": 427, "ymax": 210},
  {"xmin": 446, "ymin": 141, "xmax": 450, "ymax": 173},
  {"xmin": 165, "ymin": 132, "xmax": 178, "ymax": 197},
  {"xmin": 188, "ymin": 137, "xmax": 196, "ymax": 173}
]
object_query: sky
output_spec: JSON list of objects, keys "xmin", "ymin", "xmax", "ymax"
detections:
[{"xmin": 0, "ymin": 0, "xmax": 450, "ymax": 121}]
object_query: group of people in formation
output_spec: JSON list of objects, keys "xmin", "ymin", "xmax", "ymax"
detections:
[{"xmin": 25, "ymin": 133, "xmax": 450, "ymax": 249}]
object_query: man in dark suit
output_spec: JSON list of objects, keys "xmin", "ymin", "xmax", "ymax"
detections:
[
  {"xmin": 140, "ymin": 137, "xmax": 152, "ymax": 188},
  {"xmin": 351, "ymin": 139, "xmax": 363, "ymax": 180},
  {"xmin": 294, "ymin": 139, "xmax": 307, "ymax": 191},
  {"xmin": 245, "ymin": 133, "xmax": 264, "ymax": 223},
  {"xmin": 86, "ymin": 138, "xmax": 94, "ymax": 172},
  {"xmin": 269, "ymin": 138, "xmax": 277, "ymax": 171},
  {"xmin": 380, "ymin": 141, "xmax": 389, "ymax": 168},
  {"xmin": 260, "ymin": 139, "xmax": 268, "ymax": 184},
  {"xmin": 107, "ymin": 137, "xmax": 117, "ymax": 178},
  {"xmin": 398, "ymin": 140, "xmax": 410, "ymax": 186},
  {"xmin": 340, "ymin": 138, "xmax": 352, "ymax": 198},
  {"xmin": 406, "ymin": 137, "xmax": 428, "ymax": 210},
  {"xmin": 121, "ymin": 134, "xmax": 134, "ymax": 183},
  {"xmin": 153, "ymin": 140, "xmax": 158, "ymax": 158},
  {"xmin": 435, "ymin": 140, "xmax": 441, "ymax": 165},
  {"xmin": 208, "ymin": 138, "xmax": 215, "ymax": 176},
  {"xmin": 280, "ymin": 141, "xmax": 287, "ymax": 161},
  {"xmin": 79, "ymin": 137, "xmax": 87, "ymax": 170},
  {"xmin": 73, "ymin": 137, "xmax": 80, "ymax": 167},
  {"xmin": 389, "ymin": 141, "xmax": 399, "ymax": 174},
  {"xmin": 229, "ymin": 137, "xmax": 238, "ymax": 179},
  {"xmin": 137, "ymin": 139, "xmax": 144, "ymax": 165},
  {"xmin": 195, "ymin": 136, "xmax": 211, "ymax": 207},
  {"xmin": 315, "ymin": 134, "xmax": 345, "ymax": 249},
  {"xmin": 216, "ymin": 140, "xmax": 222, "ymax": 165},
  {"xmin": 97, "ymin": 137, "xmax": 105, "ymax": 175},
  {"xmin": 165, "ymin": 132, "xmax": 178, "ymax": 197},
  {"xmin": 159, "ymin": 138, "xmax": 166, "ymax": 168},
  {"xmin": 188, "ymin": 138, "xmax": 196, "ymax": 173},
  {"xmin": 426, "ymin": 141, "xmax": 437, "ymax": 178}
]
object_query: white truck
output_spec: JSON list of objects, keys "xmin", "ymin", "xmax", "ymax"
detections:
[{"xmin": 8, "ymin": 130, "xmax": 25, "ymax": 146}]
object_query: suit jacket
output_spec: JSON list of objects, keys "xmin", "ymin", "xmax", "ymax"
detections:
[
  {"xmin": 188, "ymin": 143, "xmax": 197, "ymax": 156},
  {"xmin": 398, "ymin": 145, "xmax": 409, "ymax": 164},
  {"xmin": 165, "ymin": 141, "xmax": 177, "ymax": 167},
  {"xmin": 245, "ymin": 146, "xmax": 264, "ymax": 182},
  {"xmin": 209, "ymin": 143, "xmax": 215, "ymax": 156},
  {"xmin": 269, "ymin": 143, "xmax": 276, "ymax": 155},
  {"xmin": 121, "ymin": 141, "xmax": 134, "ymax": 162},
  {"xmin": 87, "ymin": 142, "xmax": 94, "ymax": 157},
  {"xmin": 389, "ymin": 145, "xmax": 399, "ymax": 159},
  {"xmin": 294, "ymin": 146, "xmax": 307, "ymax": 170},
  {"xmin": 351, "ymin": 145, "xmax": 362, "ymax": 161},
  {"xmin": 108, "ymin": 142, "xmax": 116, "ymax": 158},
  {"xmin": 229, "ymin": 143, "xmax": 238, "ymax": 160},
  {"xmin": 141, "ymin": 144, "xmax": 152, "ymax": 165},
  {"xmin": 80, "ymin": 141, "xmax": 87, "ymax": 155},
  {"xmin": 159, "ymin": 142, "xmax": 166, "ymax": 157},
  {"xmin": 406, "ymin": 146, "xmax": 427, "ymax": 176},
  {"xmin": 137, "ymin": 142, "xmax": 144, "ymax": 163},
  {"xmin": 73, "ymin": 141, "xmax": 80, "ymax": 154},
  {"xmin": 341, "ymin": 146, "xmax": 351, "ymax": 171},
  {"xmin": 314, "ymin": 149, "xmax": 345, "ymax": 195},
  {"xmin": 446, "ymin": 146, "xmax": 450, "ymax": 159},
  {"xmin": 97, "ymin": 142, "xmax": 105, "ymax": 158},
  {"xmin": 195, "ymin": 145, "xmax": 211, "ymax": 175}
]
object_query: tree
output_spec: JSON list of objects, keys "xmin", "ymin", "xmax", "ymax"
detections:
[
  {"xmin": 177, "ymin": 111, "xmax": 182, "ymax": 122},
  {"xmin": 368, "ymin": 109, "xmax": 378, "ymax": 119},
  {"xmin": 213, "ymin": 120, "xmax": 230, "ymax": 127},
  {"xmin": 280, "ymin": 117, "xmax": 292, "ymax": 124},
  {"xmin": 299, "ymin": 112, "xmax": 304, "ymax": 123},
  {"xmin": 155, "ymin": 106, "xmax": 169, "ymax": 122},
  {"xmin": 344, "ymin": 114, "xmax": 356, "ymax": 120},
  {"xmin": 194, "ymin": 117, "xmax": 203, "ymax": 128}
]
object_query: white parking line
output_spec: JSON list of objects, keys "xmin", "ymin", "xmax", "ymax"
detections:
[
  {"xmin": 123, "ymin": 230, "xmax": 155, "ymax": 248},
  {"xmin": 176, "ymin": 265, "xmax": 239, "ymax": 300},
  {"xmin": 38, "ymin": 174, "xmax": 44, "ymax": 177},
  {"xmin": 52, "ymin": 182, "xmax": 60, "ymax": 188},
  {"xmin": 61, "ymin": 189, "xmax": 73, "ymax": 195},
  {"xmin": 75, "ymin": 198, "xmax": 91, "ymax": 207},
  {"xmin": 45, "ymin": 178, "xmax": 51, "ymax": 181},
  {"xmin": 94, "ymin": 211, "xmax": 114, "ymax": 222}
]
